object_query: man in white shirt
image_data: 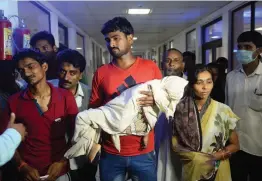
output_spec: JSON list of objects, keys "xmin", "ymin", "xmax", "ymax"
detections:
[
  {"xmin": 49, "ymin": 49, "xmax": 94, "ymax": 181},
  {"xmin": 226, "ymin": 31, "xmax": 262, "ymax": 181},
  {"xmin": 155, "ymin": 48, "xmax": 185, "ymax": 181}
]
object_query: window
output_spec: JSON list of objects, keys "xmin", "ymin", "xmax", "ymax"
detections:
[
  {"xmin": 158, "ymin": 46, "xmax": 162, "ymax": 68},
  {"xmin": 255, "ymin": 2, "xmax": 262, "ymax": 34},
  {"xmin": 204, "ymin": 21, "xmax": 222, "ymax": 43},
  {"xmin": 58, "ymin": 22, "xmax": 68, "ymax": 47},
  {"xmin": 186, "ymin": 29, "xmax": 196, "ymax": 53},
  {"xmin": 96, "ymin": 45, "xmax": 100, "ymax": 69},
  {"xmin": 202, "ymin": 17, "xmax": 223, "ymax": 64},
  {"xmin": 18, "ymin": 1, "xmax": 50, "ymax": 36},
  {"xmin": 76, "ymin": 33, "xmax": 85, "ymax": 56},
  {"xmin": 169, "ymin": 40, "xmax": 174, "ymax": 49},
  {"xmin": 92, "ymin": 42, "xmax": 96, "ymax": 70}
]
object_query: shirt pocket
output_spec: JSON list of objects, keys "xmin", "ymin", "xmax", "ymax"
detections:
[{"xmin": 50, "ymin": 116, "xmax": 67, "ymax": 138}]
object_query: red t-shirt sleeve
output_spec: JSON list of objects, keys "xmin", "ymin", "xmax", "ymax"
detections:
[
  {"xmin": 153, "ymin": 63, "xmax": 163, "ymax": 79},
  {"xmin": 89, "ymin": 70, "xmax": 104, "ymax": 109}
]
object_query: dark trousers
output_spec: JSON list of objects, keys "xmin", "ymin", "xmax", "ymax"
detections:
[
  {"xmin": 70, "ymin": 163, "xmax": 97, "ymax": 181},
  {"xmin": 230, "ymin": 150, "xmax": 262, "ymax": 181}
]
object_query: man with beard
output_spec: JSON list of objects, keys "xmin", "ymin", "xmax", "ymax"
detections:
[
  {"xmin": 89, "ymin": 17, "xmax": 162, "ymax": 181},
  {"xmin": 0, "ymin": 49, "xmax": 78, "ymax": 181},
  {"xmin": 30, "ymin": 31, "xmax": 61, "ymax": 80},
  {"xmin": 163, "ymin": 48, "xmax": 186, "ymax": 78},
  {"xmin": 155, "ymin": 48, "xmax": 185, "ymax": 181}
]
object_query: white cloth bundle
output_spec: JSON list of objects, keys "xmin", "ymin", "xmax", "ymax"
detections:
[{"xmin": 65, "ymin": 76, "xmax": 188, "ymax": 161}]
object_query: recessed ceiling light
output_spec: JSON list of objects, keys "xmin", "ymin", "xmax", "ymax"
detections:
[
  {"xmin": 133, "ymin": 37, "xmax": 138, "ymax": 40},
  {"xmin": 255, "ymin": 27, "xmax": 262, "ymax": 31},
  {"xmin": 76, "ymin": 47, "xmax": 82, "ymax": 50},
  {"xmin": 128, "ymin": 9, "xmax": 151, "ymax": 15},
  {"xmin": 211, "ymin": 36, "xmax": 220, "ymax": 39}
]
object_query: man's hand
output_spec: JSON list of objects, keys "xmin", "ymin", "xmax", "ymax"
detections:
[
  {"xmin": 137, "ymin": 85, "xmax": 154, "ymax": 107},
  {"xmin": 7, "ymin": 113, "xmax": 26, "ymax": 140},
  {"xmin": 20, "ymin": 164, "xmax": 40, "ymax": 181},
  {"xmin": 46, "ymin": 160, "xmax": 67, "ymax": 181}
]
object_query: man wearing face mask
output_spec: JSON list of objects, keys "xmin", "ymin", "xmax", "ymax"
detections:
[
  {"xmin": 30, "ymin": 31, "xmax": 62, "ymax": 80},
  {"xmin": 225, "ymin": 31, "xmax": 262, "ymax": 181}
]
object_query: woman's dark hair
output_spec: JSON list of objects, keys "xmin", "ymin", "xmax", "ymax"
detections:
[{"xmin": 188, "ymin": 64, "xmax": 214, "ymax": 86}]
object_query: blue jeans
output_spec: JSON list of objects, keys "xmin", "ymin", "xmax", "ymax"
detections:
[{"xmin": 99, "ymin": 151, "xmax": 157, "ymax": 181}]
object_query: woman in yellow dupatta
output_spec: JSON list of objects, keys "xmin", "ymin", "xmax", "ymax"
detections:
[{"xmin": 172, "ymin": 64, "xmax": 240, "ymax": 181}]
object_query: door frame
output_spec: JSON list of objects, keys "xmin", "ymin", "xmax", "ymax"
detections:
[{"xmin": 202, "ymin": 39, "xmax": 222, "ymax": 64}]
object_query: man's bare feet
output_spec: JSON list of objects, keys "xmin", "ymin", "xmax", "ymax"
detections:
[{"xmin": 89, "ymin": 143, "xmax": 101, "ymax": 163}]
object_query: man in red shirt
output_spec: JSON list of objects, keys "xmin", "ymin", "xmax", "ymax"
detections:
[
  {"xmin": 0, "ymin": 49, "xmax": 78, "ymax": 181},
  {"xmin": 90, "ymin": 17, "xmax": 162, "ymax": 181}
]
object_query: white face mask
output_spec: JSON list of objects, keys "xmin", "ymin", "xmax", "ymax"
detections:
[{"xmin": 235, "ymin": 50, "xmax": 258, "ymax": 65}]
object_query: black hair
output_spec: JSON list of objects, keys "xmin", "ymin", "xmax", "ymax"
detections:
[
  {"xmin": 167, "ymin": 48, "xmax": 183, "ymax": 56},
  {"xmin": 207, "ymin": 62, "xmax": 219, "ymax": 69},
  {"xmin": 101, "ymin": 17, "xmax": 134, "ymax": 36},
  {"xmin": 188, "ymin": 64, "xmax": 214, "ymax": 86},
  {"xmin": 182, "ymin": 51, "xmax": 196, "ymax": 61},
  {"xmin": 56, "ymin": 49, "xmax": 86, "ymax": 73},
  {"xmin": 0, "ymin": 61, "xmax": 20, "ymax": 94},
  {"xmin": 30, "ymin": 31, "xmax": 56, "ymax": 47},
  {"xmin": 13, "ymin": 48, "xmax": 47, "ymax": 66},
  {"xmin": 237, "ymin": 31, "xmax": 262, "ymax": 48},
  {"xmin": 216, "ymin": 57, "xmax": 228, "ymax": 64}
]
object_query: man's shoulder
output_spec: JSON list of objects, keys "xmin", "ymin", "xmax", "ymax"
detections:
[
  {"xmin": 79, "ymin": 82, "xmax": 90, "ymax": 90},
  {"xmin": 96, "ymin": 63, "xmax": 110, "ymax": 73},
  {"xmin": 8, "ymin": 90, "xmax": 24, "ymax": 102},
  {"xmin": 226, "ymin": 69, "xmax": 240, "ymax": 80},
  {"xmin": 79, "ymin": 82, "xmax": 91, "ymax": 95},
  {"xmin": 139, "ymin": 58, "xmax": 158, "ymax": 67}
]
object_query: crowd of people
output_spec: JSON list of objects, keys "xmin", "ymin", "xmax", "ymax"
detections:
[{"xmin": 0, "ymin": 16, "xmax": 261, "ymax": 181}]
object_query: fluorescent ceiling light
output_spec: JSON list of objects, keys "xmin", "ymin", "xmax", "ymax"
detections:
[
  {"xmin": 133, "ymin": 37, "xmax": 138, "ymax": 40},
  {"xmin": 76, "ymin": 47, "xmax": 82, "ymax": 50},
  {"xmin": 128, "ymin": 9, "xmax": 151, "ymax": 15},
  {"xmin": 211, "ymin": 36, "xmax": 220, "ymax": 39},
  {"xmin": 255, "ymin": 27, "xmax": 262, "ymax": 31}
]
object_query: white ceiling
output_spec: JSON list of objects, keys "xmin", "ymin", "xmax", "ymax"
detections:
[{"xmin": 49, "ymin": 1, "xmax": 230, "ymax": 52}]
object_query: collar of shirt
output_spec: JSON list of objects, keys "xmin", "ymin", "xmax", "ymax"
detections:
[
  {"xmin": 237, "ymin": 61, "xmax": 262, "ymax": 76},
  {"xmin": 21, "ymin": 82, "xmax": 61, "ymax": 104},
  {"xmin": 75, "ymin": 82, "xmax": 84, "ymax": 98}
]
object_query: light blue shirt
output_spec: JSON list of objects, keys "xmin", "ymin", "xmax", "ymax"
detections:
[{"xmin": 0, "ymin": 128, "xmax": 21, "ymax": 166}]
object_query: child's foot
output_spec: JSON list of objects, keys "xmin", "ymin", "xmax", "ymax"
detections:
[{"xmin": 89, "ymin": 143, "xmax": 101, "ymax": 163}]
